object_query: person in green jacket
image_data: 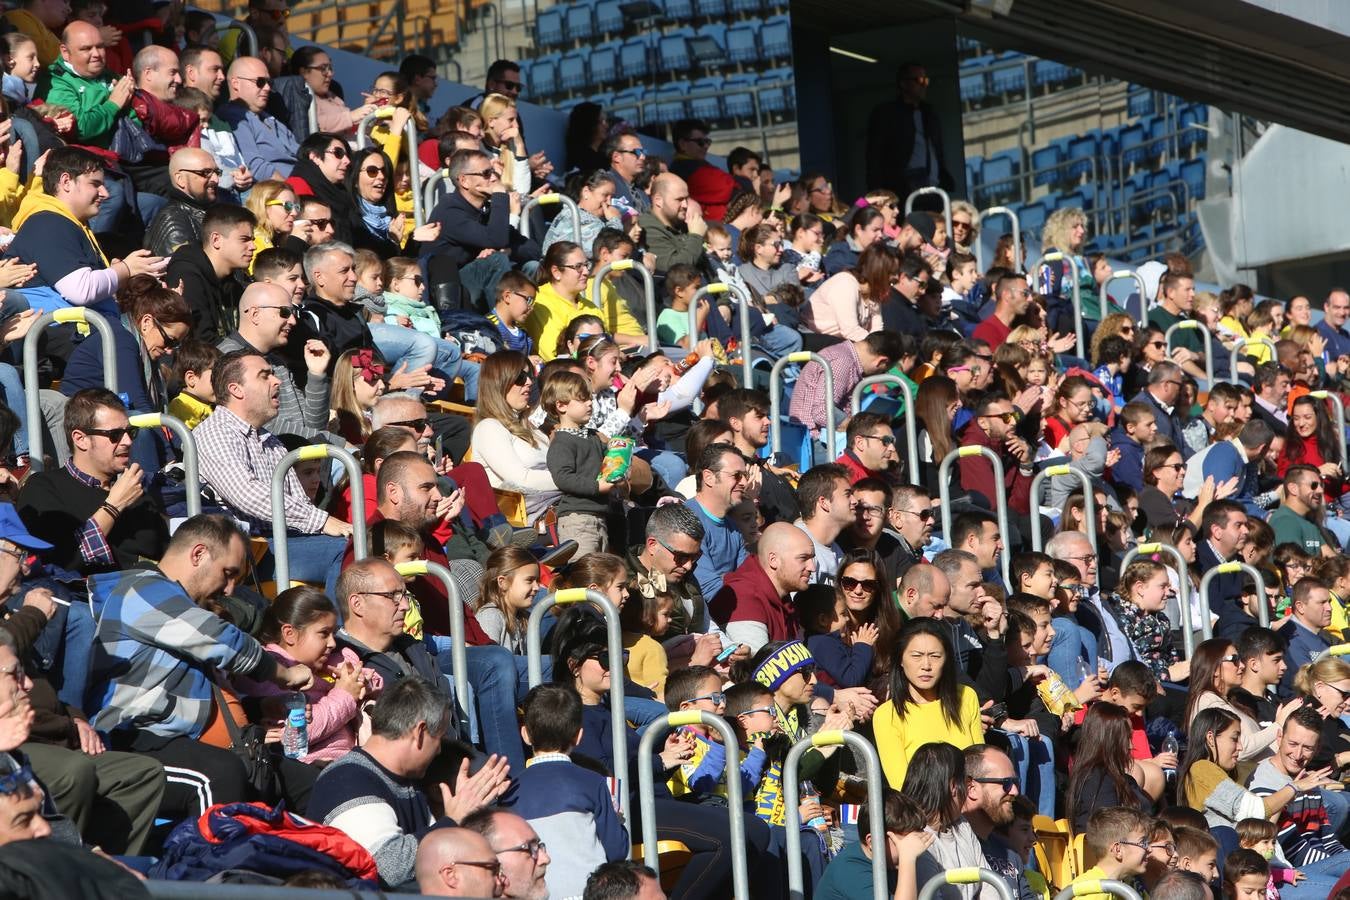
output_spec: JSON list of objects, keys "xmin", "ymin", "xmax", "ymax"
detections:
[
  {"xmin": 637, "ymin": 173, "xmax": 707, "ymax": 278},
  {"xmin": 42, "ymin": 21, "xmax": 134, "ymax": 148},
  {"xmin": 1268, "ymin": 464, "xmax": 1331, "ymax": 556}
]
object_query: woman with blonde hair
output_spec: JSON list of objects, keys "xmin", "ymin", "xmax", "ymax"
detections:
[
  {"xmin": 1292, "ymin": 655, "xmax": 1350, "ymax": 772},
  {"xmin": 949, "ymin": 200, "xmax": 979, "ymax": 255},
  {"xmin": 1036, "ymin": 207, "xmax": 1125, "ymax": 340},
  {"xmin": 246, "ymin": 179, "xmax": 299, "ymax": 259},
  {"xmin": 479, "ymin": 92, "xmax": 532, "ymax": 192}
]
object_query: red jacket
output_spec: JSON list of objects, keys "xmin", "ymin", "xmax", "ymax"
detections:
[
  {"xmin": 835, "ymin": 450, "xmax": 878, "ymax": 485},
  {"xmin": 709, "ymin": 555, "xmax": 799, "ymax": 644},
  {"xmin": 129, "ymin": 89, "xmax": 200, "ymax": 159},
  {"xmin": 677, "ymin": 160, "xmax": 737, "ymax": 222},
  {"xmin": 957, "ymin": 419, "xmax": 1033, "ymax": 516}
]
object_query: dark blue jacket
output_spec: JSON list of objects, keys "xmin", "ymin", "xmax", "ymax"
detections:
[
  {"xmin": 1107, "ymin": 426, "xmax": 1145, "ymax": 493},
  {"xmin": 805, "ymin": 632, "xmax": 874, "ymax": 688},
  {"xmin": 1277, "ymin": 618, "xmax": 1333, "ymax": 696},
  {"xmin": 1197, "ymin": 539, "xmax": 1257, "ymax": 644},
  {"xmin": 821, "ymin": 241, "xmax": 859, "ymax": 277},
  {"xmin": 1129, "ymin": 389, "xmax": 1187, "ymax": 458}
]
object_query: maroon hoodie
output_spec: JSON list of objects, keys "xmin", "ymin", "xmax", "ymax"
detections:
[{"xmin": 709, "ymin": 555, "xmax": 799, "ymax": 644}]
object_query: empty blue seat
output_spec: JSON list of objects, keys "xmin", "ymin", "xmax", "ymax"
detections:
[
  {"xmin": 1018, "ymin": 201, "xmax": 1048, "ymax": 237},
  {"xmin": 535, "ymin": 8, "xmax": 565, "ymax": 46},
  {"xmin": 596, "ymin": 0, "xmax": 625, "ymax": 34},
  {"xmin": 727, "ymin": 24, "xmax": 758, "ymax": 62},
  {"xmin": 724, "ymin": 75, "xmax": 755, "ymax": 119},
  {"xmin": 760, "ymin": 67, "xmax": 792, "ymax": 114},
  {"xmin": 1117, "ymin": 124, "xmax": 1147, "ymax": 169},
  {"xmin": 688, "ymin": 76, "xmax": 723, "ymax": 121},
  {"xmin": 695, "ymin": 23, "xmax": 726, "ymax": 50},
  {"xmin": 978, "ymin": 151, "xmax": 1018, "ymax": 205},
  {"xmin": 1065, "ymin": 134, "xmax": 1097, "ymax": 180},
  {"xmin": 761, "ymin": 16, "xmax": 791, "ymax": 59},
  {"xmin": 1033, "ymin": 59, "xmax": 1068, "ymax": 89},
  {"xmin": 1180, "ymin": 159, "xmax": 1205, "ymax": 203},
  {"xmin": 1031, "ymin": 144, "xmax": 1062, "ymax": 186},
  {"xmin": 558, "ymin": 52, "xmax": 587, "ymax": 91},
  {"xmin": 651, "ymin": 83, "xmax": 688, "ymax": 122},
  {"xmin": 1127, "ymin": 86, "xmax": 1155, "ymax": 118},
  {"xmin": 611, "ymin": 87, "xmax": 645, "ymax": 125},
  {"xmin": 659, "ymin": 28, "xmax": 693, "ymax": 69},
  {"xmin": 589, "ymin": 45, "xmax": 618, "ymax": 86},
  {"xmin": 990, "ymin": 58, "xmax": 1025, "ymax": 95},
  {"xmin": 565, "ymin": 4, "xmax": 594, "ymax": 41},
  {"xmin": 698, "ymin": 0, "xmax": 729, "ymax": 17},
  {"xmin": 665, "ymin": 0, "xmax": 695, "ymax": 21},
  {"xmin": 960, "ymin": 71, "xmax": 987, "ymax": 105},
  {"xmin": 620, "ymin": 38, "xmax": 650, "ymax": 78},
  {"xmin": 530, "ymin": 56, "xmax": 558, "ymax": 97},
  {"xmin": 732, "ymin": 0, "xmax": 762, "ymax": 14}
]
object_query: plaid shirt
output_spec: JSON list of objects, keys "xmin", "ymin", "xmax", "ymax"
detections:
[
  {"xmin": 66, "ymin": 460, "xmax": 114, "ymax": 567},
  {"xmin": 88, "ymin": 567, "xmax": 273, "ymax": 738},
  {"xmin": 788, "ymin": 339, "xmax": 862, "ymax": 433},
  {"xmin": 194, "ymin": 405, "xmax": 328, "ymax": 534}
]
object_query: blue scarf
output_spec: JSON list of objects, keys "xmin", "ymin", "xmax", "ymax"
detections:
[{"xmin": 358, "ymin": 196, "xmax": 393, "ymax": 240}]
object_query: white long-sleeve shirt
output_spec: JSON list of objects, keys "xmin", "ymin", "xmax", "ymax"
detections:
[{"xmin": 470, "ymin": 418, "xmax": 560, "ymax": 523}]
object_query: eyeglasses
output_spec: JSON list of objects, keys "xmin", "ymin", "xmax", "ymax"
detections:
[
  {"xmin": 739, "ymin": 705, "xmax": 777, "ymax": 717},
  {"xmin": 181, "ymin": 167, "xmax": 222, "ymax": 178},
  {"xmin": 857, "ymin": 433, "xmax": 896, "ymax": 447},
  {"xmin": 497, "ymin": 838, "xmax": 547, "ymax": 861},
  {"xmin": 560, "ymin": 261, "xmax": 591, "ymax": 273},
  {"xmin": 654, "ymin": 535, "xmax": 701, "ymax": 566},
  {"xmin": 980, "ymin": 411, "xmax": 1018, "ymax": 423},
  {"xmin": 307, "ymin": 217, "xmax": 334, "ymax": 230},
  {"xmin": 840, "ymin": 575, "xmax": 880, "ymax": 592},
  {"xmin": 1115, "ymin": 838, "xmax": 1151, "ymax": 853},
  {"xmin": 363, "ymin": 164, "xmax": 384, "ymax": 178},
  {"xmin": 324, "ymin": 146, "xmax": 348, "ymax": 160},
  {"xmin": 615, "ymin": 147, "xmax": 647, "ymax": 158},
  {"xmin": 1149, "ymin": 841, "xmax": 1177, "ymax": 857},
  {"xmin": 453, "ymin": 860, "xmax": 504, "ymax": 878},
  {"xmin": 897, "ymin": 508, "xmax": 934, "ymax": 522},
  {"xmin": 1160, "ymin": 463, "xmax": 1185, "ymax": 472},
  {"xmin": 237, "ymin": 75, "xmax": 271, "ymax": 88},
  {"xmin": 1320, "ymin": 682, "xmax": 1350, "ymax": 701},
  {"xmin": 1220, "ymin": 654, "xmax": 1241, "ymax": 665},
  {"xmin": 684, "ymin": 137, "xmax": 712, "ymax": 148},
  {"xmin": 81, "ymin": 426, "xmax": 140, "ymax": 444},
  {"xmin": 513, "ymin": 369, "xmax": 534, "ymax": 387},
  {"xmin": 951, "ymin": 219, "xmax": 972, "ymax": 230},
  {"xmin": 689, "ymin": 691, "xmax": 726, "ymax": 706},
  {"xmin": 303, "ymin": 63, "xmax": 334, "ymax": 74},
  {"xmin": 719, "ymin": 469, "xmax": 748, "ymax": 483},
  {"xmin": 856, "ymin": 503, "xmax": 885, "ymax": 518},
  {"xmin": 0, "ymin": 543, "xmax": 26, "ymax": 564},
  {"xmin": 256, "ymin": 304, "xmax": 298, "ymax": 318},
  {"xmin": 971, "ymin": 776, "xmax": 1019, "ymax": 794},
  {"xmin": 508, "ymin": 290, "xmax": 535, "ymax": 307},
  {"xmin": 361, "ymin": 588, "xmax": 410, "ymax": 604},
  {"xmin": 266, "ymin": 199, "xmax": 300, "ymax": 213},
  {"xmin": 389, "ymin": 418, "xmax": 430, "ymax": 433}
]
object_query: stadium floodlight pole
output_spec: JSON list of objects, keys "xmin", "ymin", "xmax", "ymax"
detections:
[
  {"xmin": 590, "ymin": 259, "xmax": 657, "ymax": 353},
  {"xmin": 903, "ymin": 186, "xmax": 952, "ymax": 240},
  {"xmin": 24, "ymin": 308, "xmax": 118, "ymax": 473},
  {"xmin": 850, "ymin": 375, "xmax": 919, "ymax": 486}
]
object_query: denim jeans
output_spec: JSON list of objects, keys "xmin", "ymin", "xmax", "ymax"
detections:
[
  {"xmin": 429, "ymin": 640, "xmax": 533, "ymax": 772},
  {"xmin": 636, "ymin": 447, "xmax": 687, "ymax": 492},
  {"xmin": 755, "ymin": 323, "xmax": 802, "ymax": 360},
  {"xmin": 998, "ymin": 729, "xmax": 1056, "ymax": 817},
  {"xmin": 1275, "ymin": 850, "xmax": 1349, "ymax": 898},
  {"xmin": 1320, "ymin": 784, "xmax": 1349, "ymax": 835},
  {"xmin": 264, "ymin": 533, "xmax": 347, "ymax": 597},
  {"xmin": 22, "ymin": 591, "xmax": 95, "ymax": 710},
  {"xmin": 0, "ymin": 362, "xmax": 27, "ymax": 456}
]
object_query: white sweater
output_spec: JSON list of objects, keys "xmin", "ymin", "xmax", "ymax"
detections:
[{"xmin": 470, "ymin": 418, "xmax": 560, "ymax": 523}]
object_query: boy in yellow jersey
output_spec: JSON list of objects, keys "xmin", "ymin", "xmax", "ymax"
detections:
[{"xmin": 1070, "ymin": 807, "xmax": 1151, "ymax": 900}]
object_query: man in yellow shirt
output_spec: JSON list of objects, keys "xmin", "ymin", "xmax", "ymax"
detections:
[{"xmin": 1070, "ymin": 807, "xmax": 1151, "ymax": 900}]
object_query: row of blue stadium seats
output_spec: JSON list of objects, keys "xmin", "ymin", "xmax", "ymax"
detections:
[
  {"xmin": 522, "ymin": 16, "xmax": 791, "ymax": 98},
  {"xmin": 534, "ymin": 0, "xmax": 788, "ymax": 47},
  {"xmin": 970, "ymin": 159, "xmax": 1205, "ymax": 224},
  {"xmin": 580, "ymin": 69, "xmax": 795, "ymax": 126},
  {"xmin": 958, "ymin": 53, "xmax": 1083, "ymax": 104}
]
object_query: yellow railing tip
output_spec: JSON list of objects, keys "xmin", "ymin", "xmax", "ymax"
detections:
[
  {"xmin": 666, "ymin": 709, "xmax": 704, "ymax": 727},
  {"xmin": 395, "ymin": 560, "xmax": 430, "ymax": 576},
  {"xmin": 945, "ymin": 867, "xmax": 981, "ymax": 884},
  {"xmin": 787, "ymin": 351, "xmax": 813, "ymax": 363},
  {"xmin": 958, "ymin": 446, "xmax": 983, "ymax": 457},
  {"xmin": 612, "ymin": 259, "xmax": 634, "ymax": 270},
  {"xmin": 1045, "ymin": 464, "xmax": 1072, "ymax": 476},
  {"xmin": 128, "ymin": 413, "xmax": 162, "ymax": 427},
  {"xmin": 811, "ymin": 729, "xmax": 845, "ymax": 748},
  {"xmin": 52, "ymin": 308, "xmax": 87, "ymax": 324},
  {"xmin": 707, "ymin": 283, "xmax": 730, "ymax": 294},
  {"xmin": 537, "ymin": 194, "xmax": 562, "ymax": 204},
  {"xmin": 554, "ymin": 587, "xmax": 589, "ymax": 603},
  {"xmin": 1136, "ymin": 542, "xmax": 1162, "ymax": 552},
  {"xmin": 297, "ymin": 444, "xmax": 331, "ymax": 461}
]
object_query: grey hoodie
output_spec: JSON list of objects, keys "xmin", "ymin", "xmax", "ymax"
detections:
[{"xmin": 1043, "ymin": 436, "xmax": 1123, "ymax": 512}]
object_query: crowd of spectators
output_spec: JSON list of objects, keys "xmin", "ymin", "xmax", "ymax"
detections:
[{"xmin": 0, "ymin": 4, "xmax": 1341, "ymax": 900}]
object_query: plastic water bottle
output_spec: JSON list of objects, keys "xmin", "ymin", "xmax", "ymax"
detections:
[
  {"xmin": 1161, "ymin": 734, "xmax": 1179, "ymax": 779},
  {"xmin": 282, "ymin": 694, "xmax": 308, "ymax": 760},
  {"xmin": 801, "ymin": 781, "xmax": 829, "ymax": 834},
  {"xmin": 1075, "ymin": 657, "xmax": 1093, "ymax": 688}
]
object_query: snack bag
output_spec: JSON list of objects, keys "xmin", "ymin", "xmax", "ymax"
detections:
[{"xmin": 600, "ymin": 437, "xmax": 635, "ymax": 483}]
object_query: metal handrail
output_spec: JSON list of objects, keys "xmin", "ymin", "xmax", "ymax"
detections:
[
  {"xmin": 903, "ymin": 187, "xmax": 952, "ymax": 240},
  {"xmin": 850, "ymin": 375, "xmax": 919, "ymax": 486},
  {"xmin": 1103, "ymin": 270, "xmax": 1151, "ymax": 331},
  {"xmin": 978, "ymin": 205, "xmax": 1023, "ymax": 271},
  {"xmin": 423, "ymin": 168, "xmax": 453, "ymax": 214},
  {"xmin": 526, "ymin": 588, "xmax": 628, "ymax": 816},
  {"xmin": 394, "ymin": 560, "xmax": 469, "ymax": 711},
  {"xmin": 638, "ymin": 712, "xmax": 749, "ymax": 897},
  {"xmin": 1229, "ymin": 336, "xmax": 1277, "ymax": 382},
  {"xmin": 127, "ymin": 413, "xmax": 200, "ymax": 517},
  {"xmin": 520, "ymin": 193, "xmax": 582, "ymax": 244},
  {"xmin": 591, "ymin": 259, "xmax": 657, "ymax": 353},
  {"xmin": 270, "ymin": 444, "xmax": 366, "ymax": 590},
  {"xmin": 769, "ymin": 351, "xmax": 834, "ymax": 463},
  {"xmin": 1029, "ymin": 464, "xmax": 1096, "ymax": 562},
  {"xmin": 1053, "ymin": 879, "xmax": 1144, "ymax": 900},
  {"xmin": 938, "ymin": 445, "xmax": 1013, "ymax": 588},
  {"xmin": 1201, "ymin": 560, "xmax": 1269, "ymax": 631},
  {"xmin": 1032, "ymin": 252, "xmax": 1084, "ymax": 359},
  {"xmin": 24, "ymin": 308, "xmax": 118, "ymax": 473},
  {"xmin": 688, "ymin": 282, "xmax": 753, "ymax": 388},
  {"xmin": 1309, "ymin": 390, "xmax": 1348, "ymax": 467},
  {"xmin": 220, "ymin": 21, "xmax": 258, "ymax": 59},
  {"xmin": 1164, "ymin": 320, "xmax": 1215, "ymax": 386},
  {"xmin": 784, "ymin": 731, "xmax": 886, "ymax": 900},
  {"xmin": 1121, "ymin": 542, "xmax": 1197, "ymax": 659},
  {"xmin": 917, "ymin": 868, "xmax": 1015, "ymax": 900}
]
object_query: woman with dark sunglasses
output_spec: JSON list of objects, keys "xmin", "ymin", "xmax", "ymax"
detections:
[
  {"xmin": 470, "ymin": 350, "xmax": 560, "ymax": 525},
  {"xmin": 345, "ymin": 147, "xmax": 440, "ymax": 260},
  {"xmin": 1185, "ymin": 638, "xmax": 1300, "ymax": 761},
  {"xmin": 245, "ymin": 179, "xmax": 299, "ymax": 263}
]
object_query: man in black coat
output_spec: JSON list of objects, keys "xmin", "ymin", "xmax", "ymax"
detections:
[
  {"xmin": 163, "ymin": 203, "xmax": 253, "ymax": 345},
  {"xmin": 865, "ymin": 62, "xmax": 954, "ymax": 199},
  {"xmin": 1196, "ymin": 499, "xmax": 1259, "ymax": 643},
  {"xmin": 144, "ymin": 147, "xmax": 219, "ymax": 257}
]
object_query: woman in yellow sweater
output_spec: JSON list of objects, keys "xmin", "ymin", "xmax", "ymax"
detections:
[{"xmin": 874, "ymin": 617, "xmax": 984, "ymax": 787}]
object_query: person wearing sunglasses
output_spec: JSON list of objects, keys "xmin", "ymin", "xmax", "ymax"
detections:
[
  {"xmin": 221, "ymin": 55, "xmax": 300, "ymax": 179},
  {"xmin": 603, "ymin": 132, "xmax": 651, "ymax": 218},
  {"xmin": 669, "ymin": 117, "xmax": 737, "ymax": 222},
  {"xmin": 837, "ymin": 411, "xmax": 899, "ymax": 484},
  {"xmin": 284, "ymin": 131, "xmax": 356, "ymax": 243},
  {"xmin": 145, "ymin": 147, "xmax": 222, "ymax": 257},
  {"xmin": 345, "ymin": 147, "xmax": 441, "ymax": 259},
  {"xmin": 245, "ymin": 180, "xmax": 299, "ymax": 259}
]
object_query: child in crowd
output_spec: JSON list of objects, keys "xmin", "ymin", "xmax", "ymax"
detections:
[
  {"xmin": 252, "ymin": 247, "xmax": 307, "ymax": 302},
  {"xmin": 175, "ymin": 88, "xmax": 248, "ymax": 199},
  {"xmin": 487, "ymin": 270, "xmax": 539, "ymax": 359},
  {"xmin": 1174, "ymin": 825, "xmax": 1221, "ymax": 883},
  {"xmin": 814, "ymin": 788, "xmax": 935, "ymax": 900},
  {"xmin": 1007, "ymin": 591, "xmax": 1084, "ymax": 717},
  {"xmin": 1071, "ymin": 807, "xmax": 1152, "ymax": 894},
  {"xmin": 508, "ymin": 684, "xmax": 629, "ymax": 900},
  {"xmin": 382, "ymin": 256, "xmax": 443, "ymax": 340},
  {"xmin": 723, "ymin": 681, "xmax": 784, "ymax": 820},
  {"xmin": 167, "ymin": 340, "xmax": 220, "ymax": 429},
  {"xmin": 1108, "ymin": 401, "xmax": 1159, "ymax": 491},
  {"xmin": 1236, "ymin": 817, "xmax": 1298, "ymax": 899},
  {"xmin": 1089, "ymin": 253, "xmax": 1112, "ymax": 292},
  {"xmin": 1112, "ymin": 559, "xmax": 1189, "ymax": 683},
  {"xmin": 621, "ymin": 585, "xmax": 674, "ymax": 698},
  {"xmin": 797, "ymin": 583, "xmax": 878, "ymax": 689},
  {"xmin": 657, "ymin": 263, "xmax": 707, "ymax": 350},
  {"xmin": 1072, "ymin": 661, "xmax": 1162, "ymax": 763},
  {"xmin": 237, "ymin": 585, "xmax": 373, "ymax": 764},
  {"xmin": 1092, "ymin": 335, "xmax": 1133, "ymax": 412},
  {"xmin": 1, "ymin": 33, "xmax": 39, "ymax": 106},
  {"xmin": 1243, "ymin": 304, "xmax": 1277, "ymax": 366},
  {"xmin": 993, "ymin": 795, "xmax": 1050, "ymax": 900},
  {"xmin": 665, "ymin": 666, "xmax": 767, "ymax": 799},
  {"xmin": 1141, "ymin": 818, "xmax": 1178, "ymax": 896},
  {"xmin": 704, "ymin": 223, "xmax": 738, "ymax": 281},
  {"xmin": 942, "ymin": 252, "xmax": 979, "ymax": 312},
  {"xmin": 542, "ymin": 370, "xmax": 623, "ymax": 555},
  {"xmin": 474, "ymin": 546, "xmax": 541, "ymax": 654},
  {"xmin": 291, "ymin": 451, "xmax": 328, "ymax": 504},
  {"xmin": 1223, "ymin": 848, "xmax": 1271, "ymax": 900},
  {"xmin": 370, "ymin": 518, "xmax": 428, "ymax": 640}
]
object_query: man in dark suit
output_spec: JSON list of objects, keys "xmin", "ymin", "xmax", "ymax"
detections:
[
  {"xmin": 864, "ymin": 62, "xmax": 954, "ymax": 200},
  {"xmin": 1196, "ymin": 499, "xmax": 1259, "ymax": 643},
  {"xmin": 1129, "ymin": 361, "xmax": 1189, "ymax": 456},
  {"xmin": 1250, "ymin": 362, "xmax": 1291, "ymax": 438}
]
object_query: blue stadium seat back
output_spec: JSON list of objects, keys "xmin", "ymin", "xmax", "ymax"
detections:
[
  {"xmin": 732, "ymin": 0, "xmax": 763, "ymax": 15},
  {"xmin": 959, "ymin": 71, "xmax": 987, "ymax": 105},
  {"xmin": 1018, "ymin": 201, "xmax": 1047, "ymax": 236},
  {"xmin": 610, "ymin": 86, "xmax": 645, "ymax": 126},
  {"xmin": 665, "ymin": 0, "xmax": 696, "ymax": 21},
  {"xmin": 652, "ymin": 82, "xmax": 689, "ymax": 123},
  {"xmin": 695, "ymin": 22, "xmax": 727, "ymax": 50},
  {"xmin": 590, "ymin": 45, "xmax": 619, "ymax": 86},
  {"xmin": 723, "ymin": 75, "xmax": 755, "ymax": 118},
  {"xmin": 1127, "ymin": 85, "xmax": 1155, "ymax": 118},
  {"xmin": 621, "ymin": 38, "xmax": 651, "ymax": 78},
  {"xmin": 859, "ymin": 393, "xmax": 901, "ymax": 420},
  {"xmin": 1065, "ymin": 134, "xmax": 1098, "ymax": 180},
  {"xmin": 1146, "ymin": 116, "xmax": 1171, "ymax": 159},
  {"xmin": 698, "ymin": 0, "xmax": 729, "ymax": 18},
  {"xmin": 1032, "ymin": 59, "xmax": 1059, "ymax": 88},
  {"xmin": 531, "ymin": 57, "xmax": 559, "ymax": 97},
  {"xmin": 565, "ymin": 4, "xmax": 595, "ymax": 41},
  {"xmin": 1180, "ymin": 159, "xmax": 1205, "ymax": 202},
  {"xmin": 536, "ymin": 8, "xmax": 565, "ymax": 46},
  {"xmin": 1118, "ymin": 123, "xmax": 1147, "ymax": 168},
  {"xmin": 990, "ymin": 58, "xmax": 1025, "ymax": 95},
  {"xmin": 559, "ymin": 53, "xmax": 587, "ymax": 91},
  {"xmin": 1031, "ymin": 144, "xmax": 1062, "ymax": 187},
  {"xmin": 688, "ymin": 76, "xmax": 723, "ymax": 121},
  {"xmin": 776, "ymin": 420, "xmax": 813, "ymax": 470},
  {"xmin": 761, "ymin": 16, "xmax": 792, "ymax": 59},
  {"xmin": 660, "ymin": 34, "xmax": 691, "ymax": 70},
  {"xmin": 726, "ymin": 23, "xmax": 759, "ymax": 62},
  {"xmin": 596, "ymin": 0, "xmax": 626, "ymax": 35}
]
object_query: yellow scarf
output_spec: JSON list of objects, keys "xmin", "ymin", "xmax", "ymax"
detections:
[{"xmin": 12, "ymin": 186, "xmax": 110, "ymax": 268}]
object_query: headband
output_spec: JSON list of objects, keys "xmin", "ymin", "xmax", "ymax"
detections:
[{"xmin": 752, "ymin": 640, "xmax": 814, "ymax": 691}]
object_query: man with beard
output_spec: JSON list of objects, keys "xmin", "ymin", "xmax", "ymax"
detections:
[
  {"xmin": 711, "ymin": 522, "xmax": 816, "ymax": 653},
  {"xmin": 1268, "ymin": 464, "xmax": 1332, "ymax": 556},
  {"xmin": 218, "ymin": 282, "xmax": 331, "ymax": 440},
  {"xmin": 461, "ymin": 809, "xmax": 552, "ymax": 900},
  {"xmin": 963, "ymin": 745, "xmax": 1037, "ymax": 900},
  {"xmin": 686, "ymin": 444, "xmax": 749, "ymax": 600},
  {"xmin": 145, "ymin": 147, "xmax": 223, "ymax": 256},
  {"xmin": 721, "ymin": 389, "xmax": 799, "ymax": 525},
  {"xmin": 835, "ymin": 413, "xmax": 899, "ymax": 485},
  {"xmin": 627, "ymin": 503, "xmax": 723, "ymax": 665},
  {"xmin": 195, "ymin": 350, "xmax": 352, "ymax": 595}
]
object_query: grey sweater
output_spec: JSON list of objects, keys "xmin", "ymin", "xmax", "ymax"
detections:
[
  {"xmin": 547, "ymin": 427, "xmax": 609, "ymax": 518},
  {"xmin": 217, "ymin": 331, "xmax": 330, "ymax": 439}
]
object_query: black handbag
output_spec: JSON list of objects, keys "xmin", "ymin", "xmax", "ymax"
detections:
[{"xmin": 210, "ymin": 683, "xmax": 283, "ymax": 801}]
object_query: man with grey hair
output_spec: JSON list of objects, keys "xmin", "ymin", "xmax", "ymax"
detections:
[
  {"xmin": 1045, "ymin": 529, "xmax": 1135, "ymax": 679},
  {"xmin": 932, "ymin": 548, "xmax": 985, "ymax": 670},
  {"xmin": 309, "ymin": 677, "xmax": 511, "ymax": 889},
  {"xmin": 629, "ymin": 502, "xmax": 724, "ymax": 666},
  {"xmin": 461, "ymin": 808, "xmax": 551, "ymax": 900},
  {"xmin": 1129, "ymin": 360, "xmax": 1187, "ymax": 456}
]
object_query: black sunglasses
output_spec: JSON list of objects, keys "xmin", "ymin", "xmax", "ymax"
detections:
[
  {"xmin": 363, "ymin": 164, "xmax": 384, "ymax": 178},
  {"xmin": 389, "ymin": 418, "xmax": 430, "ymax": 433},
  {"xmin": 839, "ymin": 576, "xmax": 879, "ymax": 592},
  {"xmin": 324, "ymin": 146, "xmax": 348, "ymax": 160},
  {"xmin": 513, "ymin": 369, "xmax": 534, "ymax": 387},
  {"xmin": 256, "ymin": 304, "xmax": 297, "ymax": 319},
  {"xmin": 971, "ymin": 776, "xmax": 1019, "ymax": 794},
  {"xmin": 239, "ymin": 75, "xmax": 271, "ymax": 88},
  {"xmin": 82, "ymin": 426, "xmax": 140, "ymax": 444}
]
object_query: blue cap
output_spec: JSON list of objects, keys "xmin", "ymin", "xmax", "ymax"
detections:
[{"xmin": 0, "ymin": 504, "xmax": 51, "ymax": 551}]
